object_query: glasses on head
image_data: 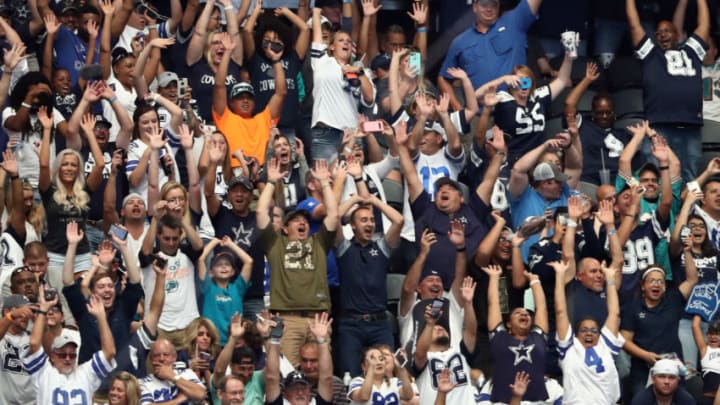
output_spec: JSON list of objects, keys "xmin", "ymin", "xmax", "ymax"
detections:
[
  {"xmin": 579, "ymin": 327, "xmax": 600, "ymax": 334},
  {"xmin": 53, "ymin": 351, "xmax": 77, "ymax": 359},
  {"xmin": 12, "ymin": 266, "xmax": 33, "ymax": 275},
  {"xmin": 498, "ymin": 237, "xmax": 512, "ymax": 244},
  {"xmin": 688, "ymin": 223, "xmax": 706, "ymax": 230}
]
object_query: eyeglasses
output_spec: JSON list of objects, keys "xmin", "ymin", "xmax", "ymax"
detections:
[
  {"xmin": 53, "ymin": 351, "xmax": 77, "ymax": 359},
  {"xmin": 646, "ymin": 278, "xmax": 665, "ymax": 286},
  {"xmin": 579, "ymin": 327, "xmax": 599, "ymax": 334},
  {"xmin": 688, "ymin": 223, "xmax": 706, "ymax": 230}
]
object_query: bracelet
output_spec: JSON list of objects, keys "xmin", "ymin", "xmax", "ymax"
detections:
[
  {"xmin": 566, "ymin": 219, "xmax": 577, "ymax": 228},
  {"xmin": 267, "ymin": 179, "xmax": 277, "ymax": 186},
  {"xmin": 607, "ymin": 229, "xmax": 618, "ymax": 236},
  {"xmin": 529, "ymin": 279, "xmax": 540, "ymax": 286},
  {"xmin": 147, "ymin": 24, "xmax": 158, "ymax": 30},
  {"xmin": 5, "ymin": 312, "xmax": 12, "ymax": 321},
  {"xmin": 659, "ymin": 166, "xmax": 669, "ymax": 171},
  {"xmin": 108, "ymin": 96, "xmax": 118, "ymax": 103},
  {"xmin": 9, "ymin": 174, "xmax": 18, "ymax": 181},
  {"xmin": 224, "ymin": 4, "xmax": 234, "ymax": 10},
  {"xmin": 606, "ymin": 280, "xmax": 616, "ymax": 286},
  {"xmin": 417, "ymin": 27, "xmax": 427, "ymax": 33},
  {"xmin": 36, "ymin": 310, "xmax": 47, "ymax": 315},
  {"xmin": 353, "ymin": 176, "xmax": 363, "ymax": 182},
  {"xmin": 20, "ymin": 102, "xmax": 31, "ymax": 109},
  {"xmin": 316, "ymin": 338, "xmax": 328, "ymax": 345},
  {"xmin": 456, "ymin": 246, "xmax": 466, "ymax": 252}
]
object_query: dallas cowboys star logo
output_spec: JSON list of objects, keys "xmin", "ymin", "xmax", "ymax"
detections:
[
  {"xmin": 369, "ymin": 248, "xmax": 379, "ymax": 257},
  {"xmin": 457, "ymin": 216, "xmax": 469, "ymax": 224},
  {"xmin": 231, "ymin": 223, "xmax": 253, "ymax": 246},
  {"xmin": 509, "ymin": 343, "xmax": 535, "ymax": 366}
]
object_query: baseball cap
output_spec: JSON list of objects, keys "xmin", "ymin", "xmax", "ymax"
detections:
[
  {"xmin": 230, "ymin": 82, "xmax": 255, "ymax": 99},
  {"xmin": 211, "ymin": 247, "xmax": 238, "ymax": 268},
  {"xmin": 51, "ymin": 328, "xmax": 81, "ymax": 351},
  {"xmin": 306, "ymin": 14, "xmax": 333, "ymax": 28},
  {"xmin": 284, "ymin": 209, "xmax": 311, "ymax": 225},
  {"xmin": 157, "ymin": 71, "xmax": 179, "ymax": 88},
  {"xmin": 424, "ymin": 121, "xmax": 447, "ymax": 138},
  {"xmin": 111, "ymin": 47, "xmax": 133, "ymax": 66},
  {"xmin": 283, "ymin": 371, "xmax": 312, "ymax": 388},
  {"xmin": 651, "ymin": 359, "xmax": 680, "ymax": 376},
  {"xmin": 636, "ymin": 162, "xmax": 660, "ymax": 178},
  {"xmin": 227, "ymin": 176, "xmax": 254, "ymax": 191},
  {"xmin": 434, "ymin": 177, "xmax": 462, "ymax": 194},
  {"xmin": 370, "ymin": 53, "xmax": 391, "ymax": 71},
  {"xmin": 94, "ymin": 114, "xmax": 112, "ymax": 128},
  {"xmin": 533, "ymin": 162, "xmax": 569, "ymax": 182},
  {"xmin": 60, "ymin": 1, "xmax": 80, "ymax": 15},
  {"xmin": 709, "ymin": 320, "xmax": 720, "ymax": 334},
  {"xmin": 315, "ymin": 0, "xmax": 342, "ymax": 8},
  {"xmin": 476, "ymin": 0, "xmax": 499, "ymax": 6},
  {"xmin": 122, "ymin": 193, "xmax": 145, "ymax": 207},
  {"xmin": 3, "ymin": 294, "xmax": 31, "ymax": 312}
]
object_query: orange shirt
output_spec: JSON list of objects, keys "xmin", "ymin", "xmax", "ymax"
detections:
[{"xmin": 212, "ymin": 106, "xmax": 278, "ymax": 167}]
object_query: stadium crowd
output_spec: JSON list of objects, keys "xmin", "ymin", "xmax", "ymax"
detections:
[{"xmin": 1, "ymin": 0, "xmax": 720, "ymax": 403}]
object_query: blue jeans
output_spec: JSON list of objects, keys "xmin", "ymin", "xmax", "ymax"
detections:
[
  {"xmin": 679, "ymin": 317, "xmax": 707, "ymax": 375},
  {"xmin": 336, "ymin": 316, "xmax": 394, "ymax": 377},
  {"xmin": 594, "ymin": 18, "xmax": 656, "ymax": 67},
  {"xmin": 311, "ymin": 126, "xmax": 343, "ymax": 162},
  {"xmin": 642, "ymin": 124, "xmax": 702, "ymax": 182},
  {"xmin": 85, "ymin": 225, "xmax": 106, "ymax": 252}
]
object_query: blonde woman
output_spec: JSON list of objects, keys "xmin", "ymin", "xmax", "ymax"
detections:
[
  {"xmin": 348, "ymin": 346, "xmax": 414, "ymax": 405},
  {"xmin": 39, "ymin": 104, "xmax": 104, "ymax": 307},
  {"xmin": 107, "ymin": 371, "xmax": 141, "ymax": 405},
  {"xmin": 179, "ymin": 317, "xmax": 222, "ymax": 390}
]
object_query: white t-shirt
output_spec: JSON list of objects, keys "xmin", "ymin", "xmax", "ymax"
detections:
[
  {"xmin": 102, "ymin": 75, "xmax": 137, "ymax": 143},
  {"xmin": 310, "ymin": 42, "xmax": 374, "ymax": 130},
  {"xmin": 703, "ymin": 62, "xmax": 720, "ymax": 123},
  {"xmin": 22, "ymin": 349, "xmax": 116, "ymax": 405},
  {"xmin": 141, "ymin": 249, "xmax": 199, "ymax": 331},
  {"xmin": 1, "ymin": 106, "xmax": 63, "ymax": 188},
  {"xmin": 557, "ymin": 325, "xmax": 624, "ymax": 405},
  {"xmin": 416, "ymin": 348, "xmax": 476, "ymax": 405},
  {"xmin": 139, "ymin": 367, "xmax": 204, "ymax": 404},
  {"xmin": 702, "ymin": 346, "xmax": 720, "ymax": 377},
  {"xmin": 348, "ymin": 376, "xmax": 404, "ymax": 405},
  {"xmin": 0, "ymin": 332, "xmax": 33, "ymax": 405},
  {"xmin": 399, "ymin": 291, "xmax": 464, "ymax": 355}
]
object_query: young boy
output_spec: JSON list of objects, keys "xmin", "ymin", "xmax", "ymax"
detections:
[{"xmin": 198, "ymin": 236, "xmax": 253, "ymax": 345}]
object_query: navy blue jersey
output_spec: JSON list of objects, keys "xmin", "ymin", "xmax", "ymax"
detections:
[
  {"xmin": 489, "ymin": 324, "xmax": 548, "ymax": 403},
  {"xmin": 636, "ymin": 34, "xmax": 707, "ymax": 125},
  {"xmin": 493, "ymin": 85, "xmax": 552, "ymax": 168},
  {"xmin": 578, "ymin": 114, "xmax": 634, "ymax": 185},
  {"xmin": 189, "ymin": 59, "xmax": 241, "ymax": 123},
  {"xmin": 248, "ymin": 50, "xmax": 302, "ymax": 129},
  {"xmin": 528, "ymin": 238, "xmax": 563, "ymax": 318},
  {"xmin": 210, "ymin": 207, "xmax": 265, "ymax": 300},
  {"xmin": 566, "ymin": 280, "xmax": 608, "ymax": 327},
  {"xmin": 260, "ymin": 163, "xmax": 306, "ymax": 212}
]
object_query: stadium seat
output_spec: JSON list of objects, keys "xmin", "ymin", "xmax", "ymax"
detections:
[
  {"xmin": 611, "ymin": 88, "xmax": 644, "ymax": 119},
  {"xmin": 382, "ymin": 178, "xmax": 404, "ymax": 213},
  {"xmin": 386, "ymin": 273, "xmax": 406, "ymax": 317},
  {"xmin": 702, "ymin": 119, "xmax": 720, "ymax": 168},
  {"xmin": 607, "ymin": 56, "xmax": 643, "ymax": 90},
  {"xmin": 543, "ymin": 116, "xmax": 564, "ymax": 138}
]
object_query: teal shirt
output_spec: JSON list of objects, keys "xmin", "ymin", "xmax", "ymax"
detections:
[{"xmin": 201, "ymin": 275, "xmax": 250, "ymax": 346}]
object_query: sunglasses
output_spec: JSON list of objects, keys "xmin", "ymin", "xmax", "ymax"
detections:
[
  {"xmin": 579, "ymin": 327, "xmax": 599, "ymax": 334},
  {"xmin": 53, "ymin": 351, "xmax": 77, "ymax": 359}
]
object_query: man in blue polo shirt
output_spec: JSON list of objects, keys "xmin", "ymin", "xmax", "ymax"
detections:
[
  {"xmin": 334, "ymin": 193, "xmax": 404, "ymax": 377},
  {"xmin": 438, "ymin": 0, "xmax": 542, "ymax": 110}
]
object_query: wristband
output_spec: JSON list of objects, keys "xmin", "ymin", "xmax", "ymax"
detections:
[
  {"xmin": 36, "ymin": 310, "xmax": 47, "ymax": 315},
  {"xmin": 417, "ymin": 27, "xmax": 427, "ymax": 33},
  {"xmin": 659, "ymin": 166, "xmax": 669, "ymax": 171},
  {"xmin": 529, "ymin": 279, "xmax": 540, "ymax": 286},
  {"xmin": 147, "ymin": 24, "xmax": 158, "ymax": 30},
  {"xmin": 267, "ymin": 179, "xmax": 278, "ymax": 186},
  {"xmin": 316, "ymin": 338, "xmax": 328, "ymax": 345},
  {"xmin": 21, "ymin": 102, "xmax": 31, "ymax": 109},
  {"xmin": 272, "ymin": 59, "xmax": 282, "ymax": 64},
  {"xmin": 606, "ymin": 280, "xmax": 616, "ymax": 286},
  {"xmin": 343, "ymin": 147, "xmax": 352, "ymax": 154},
  {"xmin": 152, "ymin": 93, "xmax": 159, "ymax": 103},
  {"xmin": 456, "ymin": 246, "xmax": 466, "ymax": 252},
  {"xmin": 566, "ymin": 219, "xmax": 577, "ymax": 228},
  {"xmin": 108, "ymin": 96, "xmax": 118, "ymax": 103},
  {"xmin": 5, "ymin": 312, "xmax": 12, "ymax": 321},
  {"xmin": 353, "ymin": 176, "xmax": 363, "ymax": 182},
  {"xmin": 343, "ymin": 0, "xmax": 352, "ymax": 3},
  {"xmin": 224, "ymin": 4, "xmax": 234, "ymax": 10},
  {"xmin": 9, "ymin": 174, "xmax": 18, "ymax": 181},
  {"xmin": 607, "ymin": 229, "xmax": 618, "ymax": 236},
  {"xmin": 270, "ymin": 338, "xmax": 281, "ymax": 345}
]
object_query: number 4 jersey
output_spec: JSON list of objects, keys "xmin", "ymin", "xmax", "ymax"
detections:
[
  {"xmin": 557, "ymin": 324, "xmax": 625, "ymax": 405},
  {"xmin": 636, "ymin": 33, "xmax": 707, "ymax": 125},
  {"xmin": 416, "ymin": 345, "xmax": 476, "ymax": 405}
]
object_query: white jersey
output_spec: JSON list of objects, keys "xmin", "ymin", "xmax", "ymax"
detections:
[
  {"xmin": 557, "ymin": 325, "xmax": 624, "ymax": 405},
  {"xmin": 693, "ymin": 205, "xmax": 720, "ymax": 252},
  {"xmin": 348, "ymin": 376, "xmax": 404, "ymax": 404},
  {"xmin": 141, "ymin": 249, "xmax": 199, "ymax": 331},
  {"xmin": 413, "ymin": 147, "xmax": 465, "ymax": 198},
  {"xmin": 2, "ymin": 106, "xmax": 62, "ymax": 188},
  {"xmin": 126, "ymin": 139, "xmax": 177, "ymax": 202},
  {"xmin": 140, "ymin": 367, "xmax": 204, "ymax": 404},
  {"xmin": 703, "ymin": 62, "xmax": 720, "ymax": 123},
  {"xmin": 102, "ymin": 75, "xmax": 137, "ymax": 143},
  {"xmin": 22, "ymin": 348, "xmax": 116, "ymax": 405},
  {"xmin": 0, "ymin": 332, "xmax": 33, "ymax": 405},
  {"xmin": 702, "ymin": 346, "xmax": 720, "ymax": 377},
  {"xmin": 399, "ymin": 291, "xmax": 464, "ymax": 353},
  {"xmin": 416, "ymin": 348, "xmax": 476, "ymax": 405}
]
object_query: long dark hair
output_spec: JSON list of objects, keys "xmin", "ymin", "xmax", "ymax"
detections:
[
  {"xmin": 253, "ymin": 14, "xmax": 295, "ymax": 58},
  {"xmin": 9, "ymin": 72, "xmax": 51, "ymax": 110},
  {"xmin": 688, "ymin": 214, "xmax": 717, "ymax": 257},
  {"xmin": 131, "ymin": 102, "xmax": 159, "ymax": 140}
]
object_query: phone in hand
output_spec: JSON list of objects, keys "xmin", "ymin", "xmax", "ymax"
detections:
[
  {"xmin": 680, "ymin": 225, "xmax": 691, "ymax": 239},
  {"xmin": 110, "ymin": 224, "xmax": 128, "ymax": 241},
  {"xmin": 361, "ymin": 120, "xmax": 384, "ymax": 133},
  {"xmin": 44, "ymin": 286, "xmax": 57, "ymax": 302},
  {"xmin": 430, "ymin": 298, "xmax": 444, "ymax": 318},
  {"xmin": 270, "ymin": 317, "xmax": 284, "ymax": 339},
  {"xmin": 178, "ymin": 78, "xmax": 188, "ymax": 98},
  {"xmin": 394, "ymin": 348, "xmax": 408, "ymax": 368},
  {"xmin": 687, "ymin": 180, "xmax": 701, "ymax": 194},
  {"xmin": 519, "ymin": 77, "xmax": 532, "ymax": 90},
  {"xmin": 199, "ymin": 351, "xmax": 212, "ymax": 362},
  {"xmin": 408, "ymin": 52, "xmax": 422, "ymax": 73},
  {"xmin": 152, "ymin": 254, "xmax": 167, "ymax": 269}
]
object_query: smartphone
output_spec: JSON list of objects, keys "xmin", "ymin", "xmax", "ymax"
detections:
[
  {"xmin": 430, "ymin": 298, "xmax": 444, "ymax": 318},
  {"xmin": 110, "ymin": 224, "xmax": 128, "ymax": 241},
  {"xmin": 44, "ymin": 286, "xmax": 57, "ymax": 302},
  {"xmin": 178, "ymin": 78, "xmax": 188, "ymax": 98},
  {"xmin": 519, "ymin": 77, "xmax": 532, "ymax": 90},
  {"xmin": 408, "ymin": 52, "xmax": 422, "ymax": 73},
  {"xmin": 270, "ymin": 317, "xmax": 284, "ymax": 339},
  {"xmin": 80, "ymin": 64, "xmax": 104, "ymax": 81},
  {"xmin": 362, "ymin": 120, "xmax": 384, "ymax": 133},
  {"xmin": 637, "ymin": 185, "xmax": 647, "ymax": 194},
  {"xmin": 394, "ymin": 348, "xmax": 408, "ymax": 368},
  {"xmin": 687, "ymin": 180, "xmax": 701, "ymax": 194},
  {"xmin": 199, "ymin": 351, "xmax": 212, "ymax": 362},
  {"xmin": 680, "ymin": 225, "xmax": 691, "ymax": 239},
  {"xmin": 269, "ymin": 42, "xmax": 284, "ymax": 53},
  {"xmin": 152, "ymin": 254, "xmax": 167, "ymax": 269}
]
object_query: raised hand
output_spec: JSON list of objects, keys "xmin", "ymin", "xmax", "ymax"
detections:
[
  {"xmin": 3, "ymin": 41, "xmax": 25, "ymax": 71},
  {"xmin": 86, "ymin": 294, "xmax": 106, "ymax": 319},
  {"xmin": 154, "ymin": 200, "xmax": 168, "ymax": 218},
  {"xmin": 524, "ymin": 270, "xmax": 540, "ymax": 284},
  {"xmin": 0, "ymin": 149, "xmax": 18, "ymax": 176},
  {"xmin": 255, "ymin": 308, "xmax": 272, "ymax": 337},
  {"xmin": 448, "ymin": 218, "xmax": 465, "ymax": 248},
  {"xmin": 567, "ymin": 195, "xmax": 583, "ymax": 219},
  {"xmin": 38, "ymin": 284, "xmax": 59, "ymax": 311},
  {"xmin": 178, "ymin": 124, "xmax": 194, "ymax": 150},
  {"xmin": 311, "ymin": 160, "xmax": 330, "ymax": 182},
  {"xmin": 597, "ymin": 199, "xmax": 615, "ymax": 225},
  {"xmin": 274, "ymin": 7, "xmax": 292, "ymax": 17},
  {"xmin": 99, "ymin": 0, "xmax": 115, "ymax": 16},
  {"xmin": 600, "ymin": 261, "xmax": 617, "ymax": 286},
  {"xmin": 435, "ymin": 92, "xmax": 450, "ymax": 115},
  {"xmin": 149, "ymin": 37, "xmax": 176, "ymax": 49},
  {"xmin": 252, "ymin": 0, "xmax": 263, "ymax": 15},
  {"xmin": 395, "ymin": 120, "xmax": 409, "ymax": 145},
  {"xmin": 109, "ymin": 225, "xmax": 128, "ymax": 248},
  {"xmin": 86, "ymin": 19, "xmax": 99, "ymax": 39},
  {"xmin": 483, "ymin": 86, "xmax": 499, "ymax": 108},
  {"xmin": 294, "ymin": 137, "xmax": 305, "ymax": 158},
  {"xmin": 230, "ymin": 312, "xmax": 245, "ymax": 338},
  {"xmin": 37, "ymin": 106, "xmax": 54, "ymax": 130},
  {"xmin": 651, "ymin": 135, "xmax": 670, "ymax": 163},
  {"xmin": 585, "ymin": 62, "xmax": 600, "ymax": 81},
  {"xmin": 43, "ymin": 14, "xmax": 60, "ymax": 36},
  {"xmin": 66, "ymin": 221, "xmax": 84, "ymax": 245},
  {"xmin": 414, "ymin": 92, "xmax": 433, "ymax": 117},
  {"xmin": 407, "ymin": 1, "xmax": 427, "ymax": 25},
  {"xmin": 460, "ymin": 276, "xmax": 476, "ymax": 305},
  {"xmin": 436, "ymin": 368, "xmax": 456, "ymax": 393},
  {"xmin": 487, "ymin": 125, "xmax": 507, "ymax": 153},
  {"xmin": 147, "ymin": 125, "xmax": 166, "ymax": 150},
  {"xmin": 80, "ymin": 113, "xmax": 96, "ymax": 135},
  {"xmin": 266, "ymin": 158, "xmax": 287, "ymax": 182},
  {"xmin": 346, "ymin": 157, "xmax": 362, "ymax": 178},
  {"xmin": 419, "ymin": 228, "xmax": 437, "ymax": 254},
  {"xmin": 97, "ymin": 239, "xmax": 116, "ymax": 266},
  {"xmin": 547, "ymin": 260, "xmax": 569, "ymax": 276},
  {"xmin": 361, "ymin": 0, "xmax": 382, "ymax": 17},
  {"xmin": 626, "ymin": 121, "xmax": 646, "ymax": 138},
  {"xmin": 208, "ymin": 139, "xmax": 226, "ymax": 164},
  {"xmin": 510, "ymin": 371, "xmax": 530, "ymax": 399},
  {"xmin": 309, "ymin": 312, "xmax": 332, "ymax": 341},
  {"xmin": 481, "ymin": 264, "xmax": 503, "ymax": 278},
  {"xmin": 446, "ymin": 67, "xmax": 468, "ymax": 81}
]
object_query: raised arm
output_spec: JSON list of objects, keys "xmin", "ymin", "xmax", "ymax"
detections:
[
  {"xmin": 678, "ymin": 237, "xmax": 700, "ymax": 299},
  {"xmin": 1, "ymin": 150, "xmax": 24, "ymax": 237},
  {"xmin": 565, "ymin": 62, "xmax": 600, "ymax": 117},
  {"xmin": 143, "ymin": 262, "xmax": 167, "ymax": 337},
  {"xmin": 475, "ymin": 125, "xmax": 506, "ymax": 205},
  {"xmin": 435, "ymin": 93, "xmax": 462, "ymax": 157},
  {"xmin": 63, "ymin": 222, "xmax": 84, "ymax": 286},
  {"xmin": 528, "ymin": 271, "xmax": 548, "ymax": 333},
  {"xmin": 369, "ymin": 194, "xmax": 404, "ymax": 248},
  {"xmin": 263, "ymin": 314, "xmax": 282, "ymax": 402},
  {"xmin": 626, "ymin": 0, "xmax": 647, "ymax": 47},
  {"xmin": 98, "ymin": 0, "xmax": 114, "ymax": 81},
  {"xmin": 262, "ymin": 42, "xmax": 287, "ymax": 119},
  {"xmin": 694, "ymin": 0, "xmax": 710, "ymax": 43},
  {"xmin": 29, "ymin": 285, "xmax": 58, "ymax": 354},
  {"xmin": 132, "ymin": 37, "xmax": 176, "ymax": 97},
  {"xmin": 242, "ymin": 0, "xmax": 262, "ymax": 58},
  {"xmin": 693, "ymin": 315, "xmax": 709, "ymax": 358},
  {"xmin": 395, "ymin": 121, "xmax": 424, "ymax": 203},
  {"xmin": 459, "ymin": 276, "xmax": 477, "ymax": 350},
  {"xmin": 222, "ymin": 236, "xmax": 254, "ymax": 283},
  {"xmin": 448, "ymin": 219, "xmax": 468, "ymax": 303},
  {"xmin": 598, "ymin": 200, "xmax": 624, "ymax": 282},
  {"xmin": 548, "ymin": 54, "xmax": 573, "ymax": 98},
  {"xmin": 37, "ymin": 106, "xmax": 54, "ymax": 193},
  {"xmin": 670, "ymin": 190, "xmax": 701, "ymax": 257},
  {"xmin": 100, "ymin": 81, "xmax": 133, "ymax": 150},
  {"xmin": 619, "ymin": 121, "xmax": 647, "ymax": 178},
  {"xmin": 508, "ymin": 138, "xmax": 562, "ymax": 199},
  {"xmin": 87, "ymin": 294, "xmax": 116, "ymax": 361},
  {"xmin": 511, "ymin": 235, "xmax": 528, "ymax": 288},
  {"xmin": 309, "ymin": 313, "xmax": 335, "ymax": 402},
  {"xmin": 414, "ymin": 304, "xmax": 437, "ymax": 369},
  {"xmin": 650, "ymin": 134, "xmax": 673, "ymax": 222},
  {"xmin": 204, "ymin": 140, "xmax": 227, "ymax": 217},
  {"xmin": 551, "ymin": 260, "xmax": 571, "ymax": 341},
  {"xmin": 82, "ymin": 114, "xmax": 106, "ymax": 192},
  {"xmin": 474, "ymin": 212, "xmax": 506, "ymax": 267},
  {"xmin": 400, "ymin": 229, "xmax": 434, "ymax": 316},
  {"xmin": 186, "ymin": 0, "xmax": 216, "ymax": 66},
  {"xmin": 41, "ymin": 14, "xmax": 60, "ymax": 81},
  {"xmin": 409, "ymin": 2, "xmax": 428, "ymax": 59},
  {"xmin": 213, "ymin": 313, "xmax": 245, "ymax": 386},
  {"xmin": 213, "ymin": 32, "xmax": 235, "ymax": 116},
  {"xmin": 564, "ymin": 116, "xmax": 583, "ymax": 190},
  {"xmin": 483, "ymin": 264, "xmax": 504, "ymax": 330},
  {"xmin": 357, "ymin": 0, "xmax": 381, "ymax": 62},
  {"xmin": 178, "ymin": 125, "xmax": 202, "ymax": 214},
  {"xmin": 603, "ymin": 262, "xmax": 621, "ymax": 335},
  {"xmin": 256, "ymin": 158, "xmax": 287, "ymax": 229},
  {"xmin": 313, "ymin": 160, "xmax": 338, "ymax": 231},
  {"xmin": 102, "ymin": 151, "xmax": 122, "ymax": 228},
  {"xmin": 220, "ymin": 0, "xmax": 244, "ymax": 64}
]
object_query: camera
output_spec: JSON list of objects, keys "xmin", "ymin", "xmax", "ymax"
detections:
[
  {"xmin": 151, "ymin": 254, "xmax": 167, "ymax": 269},
  {"xmin": 44, "ymin": 286, "xmax": 57, "ymax": 302}
]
